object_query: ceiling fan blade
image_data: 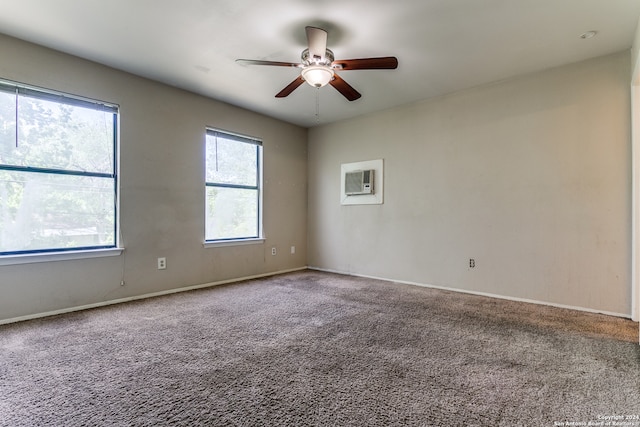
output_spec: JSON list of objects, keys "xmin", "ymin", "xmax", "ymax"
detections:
[
  {"xmin": 275, "ymin": 76, "xmax": 305, "ymax": 98},
  {"xmin": 329, "ymin": 74, "xmax": 361, "ymax": 101},
  {"xmin": 236, "ymin": 59, "xmax": 302, "ymax": 68},
  {"xmin": 305, "ymin": 26, "xmax": 328, "ymax": 61},
  {"xmin": 332, "ymin": 57, "xmax": 398, "ymax": 70}
]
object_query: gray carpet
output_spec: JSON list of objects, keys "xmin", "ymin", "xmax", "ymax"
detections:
[{"xmin": 1, "ymin": 270, "xmax": 638, "ymax": 426}]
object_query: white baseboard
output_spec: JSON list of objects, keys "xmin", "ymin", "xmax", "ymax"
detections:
[
  {"xmin": 0, "ymin": 267, "xmax": 308, "ymax": 326},
  {"xmin": 308, "ymin": 266, "xmax": 634, "ymax": 320},
  {"xmin": 3, "ymin": 266, "xmax": 633, "ymax": 326}
]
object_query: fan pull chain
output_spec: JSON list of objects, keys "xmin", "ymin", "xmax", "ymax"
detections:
[{"xmin": 315, "ymin": 88, "xmax": 320, "ymax": 124}]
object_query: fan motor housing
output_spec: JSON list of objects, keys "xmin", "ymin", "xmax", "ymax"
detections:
[{"xmin": 302, "ymin": 48, "xmax": 334, "ymax": 66}]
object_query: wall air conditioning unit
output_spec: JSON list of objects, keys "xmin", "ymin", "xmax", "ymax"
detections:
[{"xmin": 345, "ymin": 169, "xmax": 374, "ymax": 195}]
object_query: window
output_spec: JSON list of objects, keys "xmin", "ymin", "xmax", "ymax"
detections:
[
  {"xmin": 0, "ymin": 81, "xmax": 118, "ymax": 255},
  {"xmin": 205, "ymin": 129, "xmax": 262, "ymax": 242}
]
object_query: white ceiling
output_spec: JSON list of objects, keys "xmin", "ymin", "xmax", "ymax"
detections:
[{"xmin": 0, "ymin": 0, "xmax": 638, "ymax": 128}]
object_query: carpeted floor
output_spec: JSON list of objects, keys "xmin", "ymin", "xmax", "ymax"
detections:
[{"xmin": 0, "ymin": 270, "xmax": 638, "ymax": 426}]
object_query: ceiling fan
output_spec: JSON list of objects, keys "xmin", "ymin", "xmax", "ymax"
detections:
[{"xmin": 236, "ymin": 26, "xmax": 398, "ymax": 101}]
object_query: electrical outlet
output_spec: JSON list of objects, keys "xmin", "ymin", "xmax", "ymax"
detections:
[
  {"xmin": 469, "ymin": 258, "xmax": 475, "ymax": 268},
  {"xmin": 291, "ymin": 246, "xmax": 296, "ymax": 254},
  {"xmin": 271, "ymin": 247, "xmax": 277, "ymax": 256},
  {"xmin": 120, "ymin": 280, "xmax": 125, "ymax": 286},
  {"xmin": 158, "ymin": 257, "xmax": 167, "ymax": 270}
]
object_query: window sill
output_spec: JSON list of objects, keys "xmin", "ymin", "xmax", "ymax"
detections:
[
  {"xmin": 0, "ymin": 248, "xmax": 124, "ymax": 266},
  {"xmin": 204, "ymin": 238, "xmax": 265, "ymax": 249}
]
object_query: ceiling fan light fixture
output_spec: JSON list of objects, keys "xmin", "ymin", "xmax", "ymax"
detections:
[
  {"xmin": 237, "ymin": 27, "xmax": 397, "ymax": 101},
  {"xmin": 301, "ymin": 65, "xmax": 334, "ymax": 88}
]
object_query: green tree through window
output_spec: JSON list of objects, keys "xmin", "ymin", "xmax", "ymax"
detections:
[
  {"xmin": 205, "ymin": 129, "xmax": 262, "ymax": 241},
  {"xmin": 0, "ymin": 82, "xmax": 118, "ymax": 254}
]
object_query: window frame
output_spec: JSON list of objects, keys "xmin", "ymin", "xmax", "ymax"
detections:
[
  {"xmin": 204, "ymin": 128, "xmax": 263, "ymax": 244},
  {"xmin": 0, "ymin": 79, "xmax": 120, "ymax": 257}
]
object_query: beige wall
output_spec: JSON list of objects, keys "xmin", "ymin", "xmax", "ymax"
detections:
[
  {"xmin": 632, "ymin": 16, "xmax": 640, "ymax": 82},
  {"xmin": 0, "ymin": 32, "xmax": 634, "ymax": 321},
  {"xmin": 308, "ymin": 52, "xmax": 632, "ymax": 316},
  {"xmin": 0, "ymin": 34, "xmax": 308, "ymax": 322},
  {"xmin": 632, "ymin": 17, "xmax": 640, "ymax": 323}
]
